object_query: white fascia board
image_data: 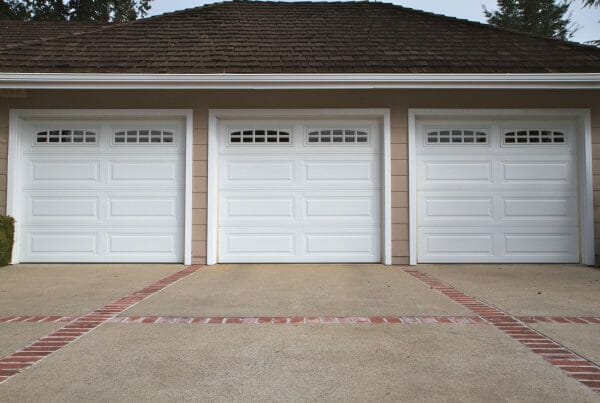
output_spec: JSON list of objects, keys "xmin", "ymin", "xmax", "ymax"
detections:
[{"xmin": 0, "ymin": 73, "xmax": 599, "ymax": 89}]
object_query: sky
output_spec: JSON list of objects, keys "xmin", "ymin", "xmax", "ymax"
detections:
[{"xmin": 148, "ymin": 0, "xmax": 600, "ymax": 44}]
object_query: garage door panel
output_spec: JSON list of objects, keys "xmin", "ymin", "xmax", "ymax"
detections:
[
  {"xmin": 417, "ymin": 118, "xmax": 580, "ymax": 263},
  {"xmin": 19, "ymin": 118, "xmax": 185, "ymax": 263},
  {"xmin": 423, "ymin": 197, "xmax": 493, "ymax": 219},
  {"xmin": 419, "ymin": 230, "xmax": 494, "ymax": 256},
  {"xmin": 29, "ymin": 160, "xmax": 101, "ymax": 185},
  {"xmin": 219, "ymin": 228, "xmax": 379, "ymax": 263},
  {"xmin": 218, "ymin": 118, "xmax": 381, "ymax": 263},
  {"xmin": 221, "ymin": 159, "xmax": 295, "ymax": 186},
  {"xmin": 502, "ymin": 197, "xmax": 576, "ymax": 220},
  {"xmin": 28, "ymin": 232, "xmax": 98, "ymax": 255},
  {"xmin": 21, "ymin": 226, "xmax": 183, "ymax": 262},
  {"xmin": 419, "ymin": 228, "xmax": 578, "ymax": 263},
  {"xmin": 305, "ymin": 197, "xmax": 372, "ymax": 217},
  {"xmin": 501, "ymin": 161, "xmax": 572, "ymax": 183},
  {"xmin": 504, "ymin": 233, "xmax": 577, "ymax": 255},
  {"xmin": 304, "ymin": 159, "xmax": 377, "ymax": 185},
  {"xmin": 108, "ymin": 196, "xmax": 178, "ymax": 219},
  {"xmin": 107, "ymin": 233, "xmax": 177, "ymax": 255},
  {"xmin": 420, "ymin": 160, "xmax": 492, "ymax": 184},
  {"xmin": 222, "ymin": 196, "xmax": 295, "ymax": 220},
  {"xmin": 109, "ymin": 160, "xmax": 181, "ymax": 184},
  {"xmin": 30, "ymin": 196, "xmax": 99, "ymax": 219},
  {"xmin": 304, "ymin": 231, "xmax": 377, "ymax": 256},
  {"xmin": 220, "ymin": 231, "xmax": 296, "ymax": 259}
]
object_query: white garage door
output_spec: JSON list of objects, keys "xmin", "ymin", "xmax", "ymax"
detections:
[
  {"xmin": 18, "ymin": 118, "xmax": 185, "ymax": 262},
  {"xmin": 416, "ymin": 118, "xmax": 580, "ymax": 263},
  {"xmin": 218, "ymin": 119, "xmax": 381, "ymax": 262}
]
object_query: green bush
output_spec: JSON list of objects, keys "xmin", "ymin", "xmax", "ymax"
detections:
[{"xmin": 0, "ymin": 216, "xmax": 15, "ymax": 267}]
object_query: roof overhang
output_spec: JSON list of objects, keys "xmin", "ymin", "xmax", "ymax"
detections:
[{"xmin": 0, "ymin": 73, "xmax": 599, "ymax": 90}]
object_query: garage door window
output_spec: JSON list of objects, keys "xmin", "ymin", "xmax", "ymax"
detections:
[
  {"xmin": 114, "ymin": 130, "xmax": 175, "ymax": 144},
  {"xmin": 36, "ymin": 130, "xmax": 97, "ymax": 144},
  {"xmin": 503, "ymin": 130, "xmax": 566, "ymax": 145},
  {"xmin": 425, "ymin": 129, "xmax": 487, "ymax": 145},
  {"xmin": 229, "ymin": 130, "xmax": 291, "ymax": 144},
  {"xmin": 307, "ymin": 129, "xmax": 368, "ymax": 143}
]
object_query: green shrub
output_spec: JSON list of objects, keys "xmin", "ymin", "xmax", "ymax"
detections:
[{"xmin": 0, "ymin": 216, "xmax": 15, "ymax": 267}]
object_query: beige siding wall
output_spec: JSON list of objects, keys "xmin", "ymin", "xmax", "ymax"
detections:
[{"xmin": 0, "ymin": 89, "xmax": 598, "ymax": 265}]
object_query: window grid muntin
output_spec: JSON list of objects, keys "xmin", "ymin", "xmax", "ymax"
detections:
[
  {"xmin": 114, "ymin": 129, "xmax": 175, "ymax": 144},
  {"xmin": 425, "ymin": 129, "xmax": 488, "ymax": 145},
  {"xmin": 503, "ymin": 129, "xmax": 566, "ymax": 145},
  {"xmin": 35, "ymin": 129, "xmax": 97, "ymax": 144},
  {"xmin": 307, "ymin": 129, "xmax": 369, "ymax": 144},
  {"xmin": 229, "ymin": 129, "xmax": 291, "ymax": 144}
]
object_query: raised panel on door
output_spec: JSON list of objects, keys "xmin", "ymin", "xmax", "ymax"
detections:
[
  {"xmin": 220, "ymin": 159, "xmax": 296, "ymax": 189},
  {"xmin": 219, "ymin": 192, "xmax": 296, "ymax": 226},
  {"xmin": 27, "ymin": 160, "xmax": 101, "ymax": 188}
]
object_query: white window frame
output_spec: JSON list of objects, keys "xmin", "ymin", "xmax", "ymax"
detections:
[
  {"xmin": 227, "ymin": 128, "xmax": 293, "ymax": 145},
  {"xmin": 207, "ymin": 108, "xmax": 392, "ymax": 265},
  {"xmin": 408, "ymin": 108, "xmax": 594, "ymax": 266},
  {"xmin": 424, "ymin": 127, "xmax": 489, "ymax": 146},
  {"xmin": 8, "ymin": 109, "xmax": 194, "ymax": 265},
  {"xmin": 33, "ymin": 128, "xmax": 98, "ymax": 146},
  {"xmin": 112, "ymin": 128, "xmax": 177, "ymax": 145},
  {"xmin": 304, "ymin": 127, "xmax": 371, "ymax": 145}
]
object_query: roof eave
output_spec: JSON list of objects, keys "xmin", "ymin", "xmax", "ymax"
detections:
[{"xmin": 0, "ymin": 73, "xmax": 599, "ymax": 89}]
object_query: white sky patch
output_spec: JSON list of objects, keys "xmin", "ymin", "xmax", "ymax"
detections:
[{"xmin": 148, "ymin": 0, "xmax": 600, "ymax": 44}]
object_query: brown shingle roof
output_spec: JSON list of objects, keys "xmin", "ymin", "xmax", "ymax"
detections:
[
  {"xmin": 0, "ymin": 1, "xmax": 599, "ymax": 73},
  {"xmin": 0, "ymin": 20, "xmax": 110, "ymax": 50}
]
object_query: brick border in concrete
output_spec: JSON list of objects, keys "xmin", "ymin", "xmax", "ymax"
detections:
[
  {"xmin": 0, "ymin": 316, "xmax": 75, "ymax": 323},
  {"xmin": 108, "ymin": 315, "xmax": 486, "ymax": 325},
  {"xmin": 404, "ymin": 268, "xmax": 600, "ymax": 392},
  {"xmin": 0, "ymin": 265, "xmax": 201, "ymax": 384},
  {"xmin": 518, "ymin": 316, "xmax": 600, "ymax": 324}
]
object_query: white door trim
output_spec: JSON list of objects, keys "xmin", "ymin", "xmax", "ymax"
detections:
[
  {"xmin": 207, "ymin": 108, "xmax": 392, "ymax": 265},
  {"xmin": 408, "ymin": 108, "xmax": 594, "ymax": 266},
  {"xmin": 7, "ymin": 109, "xmax": 194, "ymax": 265}
]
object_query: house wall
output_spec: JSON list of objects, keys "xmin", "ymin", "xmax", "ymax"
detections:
[{"xmin": 0, "ymin": 89, "xmax": 599, "ymax": 265}]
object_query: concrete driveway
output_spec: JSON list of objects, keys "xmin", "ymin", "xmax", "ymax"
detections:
[{"xmin": 0, "ymin": 263, "xmax": 598, "ymax": 402}]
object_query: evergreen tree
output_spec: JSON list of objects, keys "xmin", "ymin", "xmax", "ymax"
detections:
[
  {"xmin": 484, "ymin": 0, "xmax": 576, "ymax": 40},
  {"xmin": 0, "ymin": 0, "xmax": 152, "ymax": 22},
  {"xmin": 581, "ymin": 0, "xmax": 599, "ymax": 46}
]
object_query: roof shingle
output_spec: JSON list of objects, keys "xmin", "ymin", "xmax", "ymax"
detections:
[
  {"xmin": 0, "ymin": 20, "xmax": 109, "ymax": 50},
  {"xmin": 0, "ymin": 1, "xmax": 598, "ymax": 74}
]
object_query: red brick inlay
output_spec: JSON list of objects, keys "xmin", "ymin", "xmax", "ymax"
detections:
[
  {"xmin": 518, "ymin": 316, "xmax": 600, "ymax": 324},
  {"xmin": 0, "ymin": 265, "xmax": 201, "ymax": 384},
  {"xmin": 404, "ymin": 269, "xmax": 600, "ymax": 393},
  {"xmin": 0, "ymin": 316, "xmax": 75, "ymax": 323},
  {"xmin": 108, "ymin": 315, "xmax": 486, "ymax": 325}
]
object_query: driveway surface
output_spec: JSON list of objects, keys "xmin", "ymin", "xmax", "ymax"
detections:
[{"xmin": 0, "ymin": 263, "xmax": 598, "ymax": 402}]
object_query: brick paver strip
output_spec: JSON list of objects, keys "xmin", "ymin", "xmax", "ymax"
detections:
[
  {"xmin": 0, "ymin": 316, "xmax": 75, "ymax": 324},
  {"xmin": 1, "ymin": 265, "xmax": 598, "ymax": 391},
  {"xmin": 0, "ymin": 265, "xmax": 201, "ymax": 384},
  {"xmin": 404, "ymin": 269, "xmax": 600, "ymax": 393},
  {"xmin": 518, "ymin": 316, "xmax": 600, "ymax": 324},
  {"xmin": 108, "ymin": 315, "xmax": 486, "ymax": 325}
]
